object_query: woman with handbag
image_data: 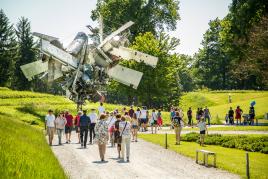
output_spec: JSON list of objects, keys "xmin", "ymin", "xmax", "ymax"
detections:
[
  {"xmin": 94, "ymin": 114, "xmax": 109, "ymax": 162},
  {"xmin": 119, "ymin": 116, "xmax": 131, "ymax": 162}
]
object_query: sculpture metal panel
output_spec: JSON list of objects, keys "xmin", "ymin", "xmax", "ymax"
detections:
[{"xmin": 20, "ymin": 21, "xmax": 158, "ymax": 109}]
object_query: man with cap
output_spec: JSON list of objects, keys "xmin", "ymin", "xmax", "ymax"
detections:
[
  {"xmin": 88, "ymin": 108, "xmax": 98, "ymax": 144},
  {"xmin": 79, "ymin": 110, "xmax": 91, "ymax": 148}
]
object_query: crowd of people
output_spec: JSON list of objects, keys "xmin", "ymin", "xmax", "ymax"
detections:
[
  {"xmin": 225, "ymin": 105, "xmax": 256, "ymax": 125},
  {"xmin": 44, "ymin": 103, "xmax": 164, "ymax": 162},
  {"xmin": 45, "ymin": 103, "xmax": 257, "ymax": 161}
]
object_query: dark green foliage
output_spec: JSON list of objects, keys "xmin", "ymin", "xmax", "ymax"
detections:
[
  {"xmin": 0, "ymin": 9, "xmax": 17, "ymax": 87},
  {"xmin": 13, "ymin": 17, "xmax": 36, "ymax": 90},
  {"xmin": 194, "ymin": 0, "xmax": 268, "ymax": 90},
  {"xmin": 182, "ymin": 132, "xmax": 268, "ymax": 154},
  {"xmin": 91, "ymin": 0, "xmax": 180, "ymax": 39}
]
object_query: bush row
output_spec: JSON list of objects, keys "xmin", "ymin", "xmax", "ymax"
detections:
[{"xmin": 182, "ymin": 132, "xmax": 268, "ymax": 154}]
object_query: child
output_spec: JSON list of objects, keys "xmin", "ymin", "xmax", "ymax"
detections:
[
  {"xmin": 225, "ymin": 113, "xmax": 229, "ymax": 125},
  {"xmin": 197, "ymin": 118, "xmax": 207, "ymax": 146}
]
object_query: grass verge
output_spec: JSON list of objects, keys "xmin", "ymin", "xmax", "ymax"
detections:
[
  {"xmin": 139, "ymin": 134, "xmax": 268, "ymax": 179},
  {"xmin": 0, "ymin": 115, "xmax": 66, "ymax": 178}
]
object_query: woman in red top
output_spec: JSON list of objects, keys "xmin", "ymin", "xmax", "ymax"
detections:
[
  {"xmin": 74, "ymin": 111, "xmax": 82, "ymax": 143},
  {"xmin": 235, "ymin": 106, "xmax": 243, "ymax": 125}
]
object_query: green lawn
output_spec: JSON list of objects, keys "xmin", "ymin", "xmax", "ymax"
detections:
[
  {"xmin": 139, "ymin": 134, "xmax": 268, "ymax": 179},
  {"xmin": 180, "ymin": 90, "xmax": 268, "ymax": 124},
  {"xmin": 0, "ymin": 115, "xmax": 66, "ymax": 179},
  {"xmin": 182, "ymin": 126, "xmax": 268, "ymax": 131}
]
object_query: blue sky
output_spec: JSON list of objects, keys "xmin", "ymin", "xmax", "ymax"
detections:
[{"xmin": 1, "ymin": 0, "xmax": 231, "ymax": 56}]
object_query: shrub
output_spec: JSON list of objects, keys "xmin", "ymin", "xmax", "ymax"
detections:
[{"xmin": 182, "ymin": 133, "xmax": 268, "ymax": 154}]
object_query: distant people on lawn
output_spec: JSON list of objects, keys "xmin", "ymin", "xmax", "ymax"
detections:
[
  {"xmin": 249, "ymin": 105, "xmax": 255, "ymax": 125},
  {"xmin": 65, "ymin": 110, "xmax": 73, "ymax": 143},
  {"xmin": 235, "ymin": 106, "xmax": 243, "ymax": 125},
  {"xmin": 55, "ymin": 112, "xmax": 67, "ymax": 145},
  {"xmin": 140, "ymin": 106, "xmax": 147, "ymax": 132},
  {"xmin": 187, "ymin": 107, "xmax": 193, "ymax": 127},
  {"xmin": 45, "ymin": 109, "xmax": 56, "ymax": 146},
  {"xmin": 79, "ymin": 110, "xmax": 90, "ymax": 148},
  {"xmin": 170, "ymin": 107, "xmax": 175, "ymax": 129},
  {"xmin": 204, "ymin": 107, "xmax": 211, "ymax": 125},
  {"xmin": 197, "ymin": 118, "xmax": 207, "ymax": 146},
  {"xmin": 94, "ymin": 114, "xmax": 109, "ymax": 162},
  {"xmin": 88, "ymin": 108, "xmax": 98, "ymax": 144},
  {"xmin": 150, "ymin": 109, "xmax": 157, "ymax": 134},
  {"xmin": 157, "ymin": 109, "xmax": 163, "ymax": 130},
  {"xmin": 228, "ymin": 107, "xmax": 235, "ymax": 125},
  {"xmin": 196, "ymin": 108, "xmax": 200, "ymax": 122}
]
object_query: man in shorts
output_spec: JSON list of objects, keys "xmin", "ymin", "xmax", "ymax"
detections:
[
  {"xmin": 65, "ymin": 110, "xmax": 73, "ymax": 143},
  {"xmin": 45, "ymin": 109, "xmax": 56, "ymax": 146},
  {"xmin": 140, "ymin": 106, "xmax": 147, "ymax": 132}
]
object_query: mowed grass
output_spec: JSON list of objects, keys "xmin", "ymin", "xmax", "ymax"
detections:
[
  {"xmin": 179, "ymin": 90, "xmax": 268, "ymax": 124},
  {"xmin": 182, "ymin": 126, "xmax": 268, "ymax": 131},
  {"xmin": 139, "ymin": 134, "xmax": 268, "ymax": 179},
  {"xmin": 0, "ymin": 115, "xmax": 66, "ymax": 179}
]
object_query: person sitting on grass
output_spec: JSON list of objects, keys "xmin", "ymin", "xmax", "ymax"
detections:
[{"xmin": 197, "ymin": 118, "xmax": 207, "ymax": 147}]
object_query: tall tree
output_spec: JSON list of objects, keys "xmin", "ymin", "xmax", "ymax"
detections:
[
  {"xmin": 13, "ymin": 17, "xmax": 36, "ymax": 90},
  {"xmin": 0, "ymin": 9, "xmax": 17, "ymax": 87},
  {"xmin": 91, "ymin": 0, "xmax": 180, "ymax": 40},
  {"xmin": 194, "ymin": 18, "xmax": 231, "ymax": 89},
  {"xmin": 107, "ymin": 32, "xmax": 184, "ymax": 108}
]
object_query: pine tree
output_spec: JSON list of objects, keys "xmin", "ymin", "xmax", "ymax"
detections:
[
  {"xmin": 13, "ymin": 17, "xmax": 36, "ymax": 90},
  {"xmin": 0, "ymin": 9, "xmax": 17, "ymax": 87}
]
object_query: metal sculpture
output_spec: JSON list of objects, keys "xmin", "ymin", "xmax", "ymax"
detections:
[{"xmin": 20, "ymin": 21, "xmax": 158, "ymax": 110}]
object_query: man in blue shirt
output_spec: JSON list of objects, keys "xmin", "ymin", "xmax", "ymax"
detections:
[{"xmin": 79, "ymin": 110, "xmax": 91, "ymax": 148}]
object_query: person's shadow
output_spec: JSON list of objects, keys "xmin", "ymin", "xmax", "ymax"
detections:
[{"xmin": 92, "ymin": 161, "xmax": 109, "ymax": 164}]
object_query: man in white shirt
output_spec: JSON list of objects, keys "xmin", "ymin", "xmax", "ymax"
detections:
[
  {"xmin": 88, "ymin": 108, "xmax": 98, "ymax": 144},
  {"xmin": 98, "ymin": 102, "xmax": 105, "ymax": 115},
  {"xmin": 140, "ymin": 106, "xmax": 147, "ymax": 132},
  {"xmin": 119, "ymin": 116, "xmax": 131, "ymax": 162},
  {"xmin": 45, "ymin": 109, "xmax": 56, "ymax": 146}
]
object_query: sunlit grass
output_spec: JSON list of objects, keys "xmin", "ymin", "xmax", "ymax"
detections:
[{"xmin": 140, "ymin": 134, "xmax": 268, "ymax": 179}]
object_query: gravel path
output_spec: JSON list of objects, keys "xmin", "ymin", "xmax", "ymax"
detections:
[{"xmin": 50, "ymin": 136, "xmax": 239, "ymax": 179}]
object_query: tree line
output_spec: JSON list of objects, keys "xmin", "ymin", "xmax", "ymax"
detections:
[{"xmin": 0, "ymin": 0, "xmax": 267, "ymax": 108}]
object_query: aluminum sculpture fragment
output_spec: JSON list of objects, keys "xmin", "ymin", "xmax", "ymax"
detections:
[{"xmin": 20, "ymin": 21, "xmax": 158, "ymax": 108}]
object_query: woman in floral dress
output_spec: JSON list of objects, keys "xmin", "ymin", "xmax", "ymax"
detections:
[{"xmin": 94, "ymin": 114, "xmax": 109, "ymax": 162}]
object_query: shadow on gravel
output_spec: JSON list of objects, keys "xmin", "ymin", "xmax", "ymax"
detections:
[
  {"xmin": 117, "ymin": 160, "xmax": 129, "ymax": 164},
  {"xmin": 92, "ymin": 161, "xmax": 109, "ymax": 164},
  {"xmin": 108, "ymin": 157, "xmax": 120, "ymax": 160}
]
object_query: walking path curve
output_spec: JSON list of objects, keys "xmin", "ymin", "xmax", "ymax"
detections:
[{"xmin": 50, "ymin": 136, "xmax": 239, "ymax": 179}]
